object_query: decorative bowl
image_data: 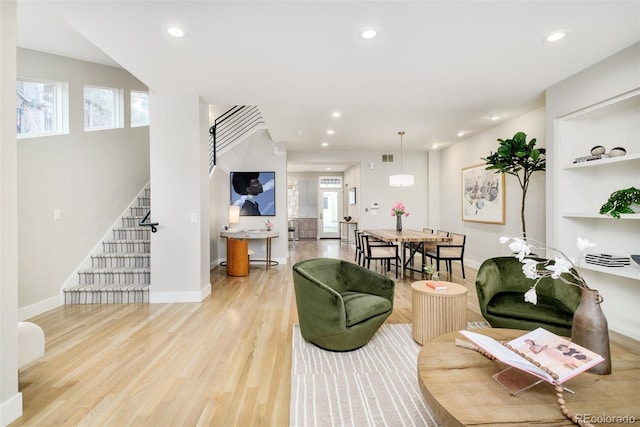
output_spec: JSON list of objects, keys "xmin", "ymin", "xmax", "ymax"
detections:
[
  {"xmin": 590, "ymin": 145, "xmax": 606, "ymax": 156},
  {"xmin": 609, "ymin": 146, "xmax": 626, "ymax": 157},
  {"xmin": 344, "ymin": 216, "xmax": 352, "ymax": 222},
  {"xmin": 631, "ymin": 255, "xmax": 640, "ymax": 266}
]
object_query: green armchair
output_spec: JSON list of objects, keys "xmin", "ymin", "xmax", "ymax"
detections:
[
  {"xmin": 292, "ymin": 258, "xmax": 395, "ymax": 351},
  {"xmin": 476, "ymin": 256, "xmax": 582, "ymax": 337}
]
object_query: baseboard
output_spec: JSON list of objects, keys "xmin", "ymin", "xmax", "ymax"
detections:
[
  {"xmin": 150, "ymin": 286, "xmax": 210, "ymax": 303},
  {"xmin": 18, "ymin": 296, "xmax": 60, "ymax": 321},
  {"xmin": 1, "ymin": 392, "xmax": 22, "ymax": 427}
]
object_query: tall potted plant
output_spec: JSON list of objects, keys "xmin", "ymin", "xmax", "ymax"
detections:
[{"xmin": 483, "ymin": 132, "xmax": 546, "ymax": 237}]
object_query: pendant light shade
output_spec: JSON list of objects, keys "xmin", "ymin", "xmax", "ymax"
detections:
[{"xmin": 389, "ymin": 131, "xmax": 414, "ymax": 187}]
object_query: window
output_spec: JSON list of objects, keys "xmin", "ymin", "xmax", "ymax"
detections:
[
  {"xmin": 84, "ymin": 85, "xmax": 123, "ymax": 131},
  {"xmin": 130, "ymin": 90, "xmax": 149, "ymax": 127},
  {"xmin": 16, "ymin": 79, "xmax": 68, "ymax": 137}
]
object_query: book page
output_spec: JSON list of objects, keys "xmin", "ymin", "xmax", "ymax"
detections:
[
  {"xmin": 507, "ymin": 328, "xmax": 604, "ymax": 383},
  {"xmin": 459, "ymin": 330, "xmax": 553, "ymax": 383}
]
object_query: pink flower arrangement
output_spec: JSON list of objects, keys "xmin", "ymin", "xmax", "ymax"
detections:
[
  {"xmin": 265, "ymin": 220, "xmax": 274, "ymax": 228},
  {"xmin": 391, "ymin": 202, "xmax": 410, "ymax": 217}
]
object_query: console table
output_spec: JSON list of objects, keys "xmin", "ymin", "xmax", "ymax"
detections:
[
  {"xmin": 339, "ymin": 221, "xmax": 358, "ymax": 245},
  {"xmin": 418, "ymin": 328, "xmax": 640, "ymax": 426},
  {"xmin": 220, "ymin": 230, "xmax": 279, "ymax": 270}
]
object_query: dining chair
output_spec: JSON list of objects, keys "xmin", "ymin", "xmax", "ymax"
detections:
[
  {"xmin": 405, "ymin": 227, "xmax": 435, "ymax": 267},
  {"xmin": 354, "ymin": 230, "xmax": 364, "ymax": 266},
  {"xmin": 425, "ymin": 232, "xmax": 466, "ymax": 279},
  {"xmin": 362, "ymin": 234, "xmax": 399, "ymax": 279}
]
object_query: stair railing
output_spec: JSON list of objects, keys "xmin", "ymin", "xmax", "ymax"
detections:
[
  {"xmin": 139, "ymin": 211, "xmax": 158, "ymax": 233},
  {"xmin": 209, "ymin": 105, "xmax": 265, "ymax": 171}
]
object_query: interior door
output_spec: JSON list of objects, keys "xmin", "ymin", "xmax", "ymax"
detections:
[{"xmin": 318, "ymin": 188, "xmax": 340, "ymax": 238}]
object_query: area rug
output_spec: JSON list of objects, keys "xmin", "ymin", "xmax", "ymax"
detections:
[{"xmin": 290, "ymin": 322, "xmax": 488, "ymax": 427}]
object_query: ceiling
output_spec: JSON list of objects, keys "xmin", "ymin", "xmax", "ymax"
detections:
[{"xmin": 16, "ymin": 1, "xmax": 640, "ymax": 172}]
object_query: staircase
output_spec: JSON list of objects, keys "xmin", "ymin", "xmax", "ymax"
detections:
[{"xmin": 64, "ymin": 187, "xmax": 151, "ymax": 304}]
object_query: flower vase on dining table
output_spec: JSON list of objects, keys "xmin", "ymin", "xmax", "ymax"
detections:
[{"xmin": 396, "ymin": 215, "xmax": 402, "ymax": 233}]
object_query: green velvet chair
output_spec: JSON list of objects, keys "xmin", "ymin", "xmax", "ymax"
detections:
[
  {"xmin": 475, "ymin": 256, "xmax": 582, "ymax": 337},
  {"xmin": 292, "ymin": 258, "xmax": 395, "ymax": 351}
]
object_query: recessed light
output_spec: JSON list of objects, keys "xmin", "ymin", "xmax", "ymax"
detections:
[
  {"xmin": 296, "ymin": 130, "xmax": 303, "ymax": 135},
  {"xmin": 325, "ymin": 167, "xmax": 332, "ymax": 170},
  {"xmin": 326, "ymin": 129, "xmax": 335, "ymax": 135},
  {"xmin": 488, "ymin": 113, "xmax": 502, "ymax": 121},
  {"xmin": 457, "ymin": 131, "xmax": 465, "ymax": 137},
  {"xmin": 432, "ymin": 143, "xmax": 439, "ymax": 149},
  {"xmin": 332, "ymin": 112, "xmax": 341, "ymax": 118},
  {"xmin": 321, "ymin": 142, "xmax": 329, "ymax": 147},
  {"xmin": 167, "ymin": 26, "xmax": 186, "ymax": 38},
  {"xmin": 546, "ymin": 31, "xmax": 566, "ymax": 42},
  {"xmin": 361, "ymin": 29, "xmax": 377, "ymax": 40}
]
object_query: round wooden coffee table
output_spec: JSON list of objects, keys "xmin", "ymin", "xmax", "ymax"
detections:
[
  {"xmin": 418, "ymin": 328, "xmax": 640, "ymax": 426},
  {"xmin": 411, "ymin": 281, "xmax": 468, "ymax": 345}
]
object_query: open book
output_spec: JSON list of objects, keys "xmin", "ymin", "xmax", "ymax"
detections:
[{"xmin": 460, "ymin": 328, "xmax": 604, "ymax": 384}]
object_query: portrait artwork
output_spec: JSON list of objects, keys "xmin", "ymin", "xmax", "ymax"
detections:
[{"xmin": 230, "ymin": 171, "xmax": 275, "ymax": 216}]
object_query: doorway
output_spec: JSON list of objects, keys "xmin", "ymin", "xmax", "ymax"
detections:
[{"xmin": 318, "ymin": 177, "xmax": 341, "ymax": 239}]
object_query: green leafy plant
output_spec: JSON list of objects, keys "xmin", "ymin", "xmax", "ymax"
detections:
[
  {"xmin": 599, "ymin": 187, "xmax": 640, "ymax": 219},
  {"xmin": 483, "ymin": 131, "xmax": 546, "ymax": 237}
]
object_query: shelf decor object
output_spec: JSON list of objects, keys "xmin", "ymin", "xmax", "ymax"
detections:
[
  {"xmin": 599, "ymin": 187, "xmax": 640, "ymax": 219},
  {"xmin": 482, "ymin": 131, "xmax": 545, "ymax": 237}
]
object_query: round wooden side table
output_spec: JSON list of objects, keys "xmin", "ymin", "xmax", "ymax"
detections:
[{"xmin": 411, "ymin": 280, "xmax": 468, "ymax": 345}]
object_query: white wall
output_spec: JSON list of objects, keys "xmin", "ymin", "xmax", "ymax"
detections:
[
  {"xmin": 149, "ymin": 94, "xmax": 210, "ymax": 302},
  {"xmin": 288, "ymin": 150, "xmax": 430, "ymax": 231},
  {"xmin": 546, "ymin": 43, "xmax": 640, "ymax": 339},
  {"xmin": 438, "ymin": 107, "xmax": 547, "ymax": 269},
  {"xmin": 16, "ymin": 49, "xmax": 149, "ymax": 316},
  {"xmin": 343, "ymin": 164, "xmax": 360, "ymax": 221},
  {"xmin": 215, "ymin": 130, "xmax": 288, "ymax": 264},
  {"xmin": 1, "ymin": 2, "xmax": 22, "ymax": 425}
]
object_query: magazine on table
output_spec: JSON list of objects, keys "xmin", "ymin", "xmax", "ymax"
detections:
[{"xmin": 460, "ymin": 327, "xmax": 604, "ymax": 384}]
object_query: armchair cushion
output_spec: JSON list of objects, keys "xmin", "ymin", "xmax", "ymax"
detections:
[{"xmin": 293, "ymin": 258, "xmax": 395, "ymax": 351}]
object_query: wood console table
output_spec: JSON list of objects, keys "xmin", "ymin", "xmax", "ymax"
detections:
[
  {"xmin": 418, "ymin": 328, "xmax": 640, "ymax": 426},
  {"xmin": 220, "ymin": 230, "xmax": 279, "ymax": 270}
]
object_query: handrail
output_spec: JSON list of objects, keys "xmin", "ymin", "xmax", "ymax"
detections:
[
  {"xmin": 209, "ymin": 105, "xmax": 265, "ymax": 171},
  {"xmin": 139, "ymin": 211, "xmax": 158, "ymax": 233}
]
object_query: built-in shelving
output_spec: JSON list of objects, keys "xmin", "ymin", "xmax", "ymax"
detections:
[
  {"xmin": 580, "ymin": 263, "xmax": 640, "ymax": 281},
  {"xmin": 555, "ymin": 89, "xmax": 640, "ymax": 282},
  {"xmin": 563, "ymin": 152, "xmax": 640, "ymax": 169}
]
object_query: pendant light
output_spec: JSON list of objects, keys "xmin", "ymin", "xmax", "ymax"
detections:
[{"xmin": 389, "ymin": 131, "xmax": 414, "ymax": 187}]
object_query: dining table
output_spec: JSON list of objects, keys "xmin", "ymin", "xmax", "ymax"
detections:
[{"xmin": 363, "ymin": 229, "xmax": 452, "ymax": 278}]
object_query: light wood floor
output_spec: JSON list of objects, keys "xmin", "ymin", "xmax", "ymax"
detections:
[{"xmin": 13, "ymin": 239, "xmax": 484, "ymax": 427}]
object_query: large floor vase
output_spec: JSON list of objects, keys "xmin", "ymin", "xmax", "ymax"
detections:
[{"xmin": 571, "ymin": 288, "xmax": 612, "ymax": 375}]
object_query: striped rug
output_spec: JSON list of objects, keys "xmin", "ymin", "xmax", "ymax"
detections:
[{"xmin": 290, "ymin": 322, "xmax": 489, "ymax": 427}]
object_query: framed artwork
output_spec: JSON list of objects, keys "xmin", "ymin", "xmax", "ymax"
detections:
[
  {"xmin": 348, "ymin": 187, "xmax": 356, "ymax": 205},
  {"xmin": 230, "ymin": 171, "xmax": 275, "ymax": 216},
  {"xmin": 462, "ymin": 163, "xmax": 505, "ymax": 224}
]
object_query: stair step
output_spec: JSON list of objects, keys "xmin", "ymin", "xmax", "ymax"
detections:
[
  {"xmin": 130, "ymin": 206, "xmax": 151, "ymax": 216},
  {"xmin": 121, "ymin": 216, "xmax": 145, "ymax": 228},
  {"xmin": 64, "ymin": 283, "xmax": 149, "ymax": 304},
  {"xmin": 137, "ymin": 196, "xmax": 151, "ymax": 206},
  {"xmin": 78, "ymin": 268, "xmax": 150, "ymax": 285},
  {"xmin": 112, "ymin": 227, "xmax": 151, "ymax": 240},
  {"xmin": 91, "ymin": 253, "xmax": 150, "ymax": 268},
  {"xmin": 102, "ymin": 240, "xmax": 150, "ymax": 253}
]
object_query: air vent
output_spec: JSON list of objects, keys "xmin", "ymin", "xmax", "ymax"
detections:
[{"xmin": 382, "ymin": 154, "xmax": 394, "ymax": 162}]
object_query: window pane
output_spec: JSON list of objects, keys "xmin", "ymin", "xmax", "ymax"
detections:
[
  {"xmin": 131, "ymin": 91, "xmax": 149, "ymax": 127},
  {"xmin": 16, "ymin": 80, "xmax": 57, "ymax": 135},
  {"xmin": 84, "ymin": 86, "xmax": 120, "ymax": 130}
]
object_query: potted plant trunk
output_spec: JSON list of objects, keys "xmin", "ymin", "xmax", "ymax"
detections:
[{"xmin": 483, "ymin": 131, "xmax": 546, "ymax": 238}]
